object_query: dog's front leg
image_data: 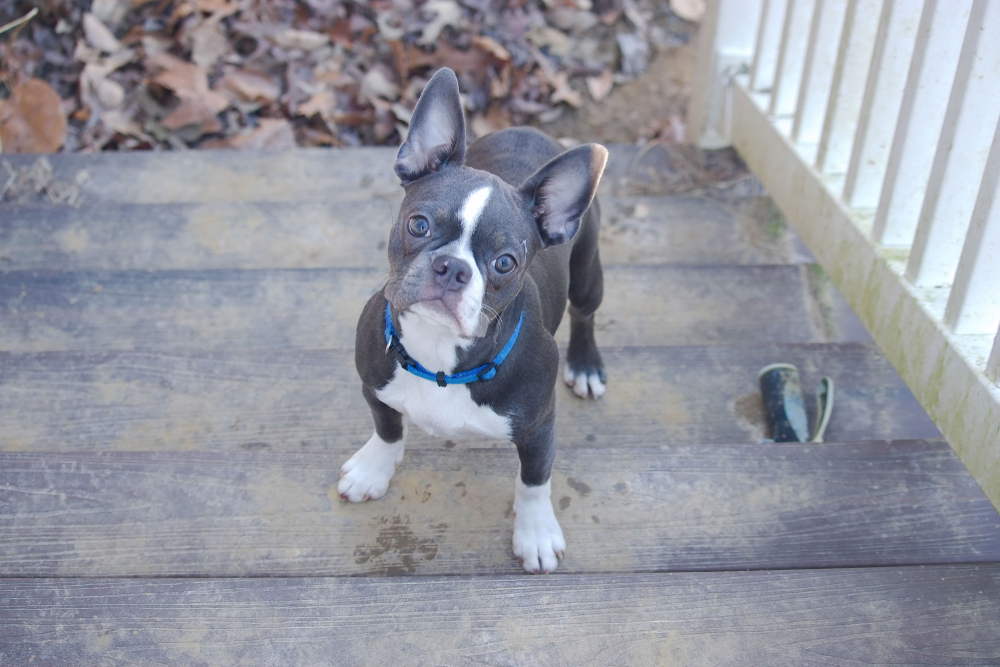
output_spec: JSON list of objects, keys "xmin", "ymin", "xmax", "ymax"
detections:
[
  {"xmin": 338, "ymin": 385, "xmax": 406, "ymax": 502},
  {"xmin": 512, "ymin": 418, "xmax": 566, "ymax": 574}
]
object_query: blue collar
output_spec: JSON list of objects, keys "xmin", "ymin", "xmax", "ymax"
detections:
[{"xmin": 384, "ymin": 301, "xmax": 524, "ymax": 387}]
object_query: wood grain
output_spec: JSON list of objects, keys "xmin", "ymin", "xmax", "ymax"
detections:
[
  {"xmin": 0, "ymin": 196, "xmax": 810, "ymax": 270},
  {"xmin": 0, "ymin": 441, "xmax": 997, "ymax": 576},
  {"xmin": 0, "ymin": 344, "xmax": 939, "ymax": 452},
  {"xmin": 1, "ymin": 148, "xmax": 403, "ymax": 206},
  {"xmin": 0, "ymin": 265, "xmax": 868, "ymax": 351},
  {"xmin": 2, "ymin": 565, "xmax": 999, "ymax": 665}
]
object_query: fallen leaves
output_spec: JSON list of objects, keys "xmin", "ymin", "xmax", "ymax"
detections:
[
  {"xmin": 148, "ymin": 53, "xmax": 229, "ymax": 134},
  {"xmin": 0, "ymin": 79, "xmax": 67, "ymax": 153},
  {"xmin": 0, "ymin": 0, "xmax": 695, "ymax": 153}
]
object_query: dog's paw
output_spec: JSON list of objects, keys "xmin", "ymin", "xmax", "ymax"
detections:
[
  {"xmin": 512, "ymin": 481, "xmax": 566, "ymax": 574},
  {"xmin": 338, "ymin": 434, "xmax": 404, "ymax": 502},
  {"xmin": 564, "ymin": 363, "xmax": 606, "ymax": 400}
]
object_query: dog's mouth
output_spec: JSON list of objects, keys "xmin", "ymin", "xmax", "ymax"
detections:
[{"xmin": 386, "ymin": 287, "xmax": 485, "ymax": 339}]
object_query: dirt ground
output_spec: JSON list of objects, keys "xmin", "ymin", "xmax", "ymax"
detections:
[{"xmin": 538, "ymin": 43, "xmax": 694, "ymax": 144}]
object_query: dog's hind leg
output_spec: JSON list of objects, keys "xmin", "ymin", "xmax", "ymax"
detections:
[{"xmin": 565, "ymin": 201, "xmax": 606, "ymax": 399}]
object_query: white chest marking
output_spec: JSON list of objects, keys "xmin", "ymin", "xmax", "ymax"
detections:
[
  {"xmin": 376, "ymin": 371, "xmax": 511, "ymax": 440},
  {"xmin": 376, "ymin": 305, "xmax": 511, "ymax": 440}
]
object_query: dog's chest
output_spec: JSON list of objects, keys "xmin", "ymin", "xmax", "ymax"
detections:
[
  {"xmin": 375, "ymin": 309, "xmax": 512, "ymax": 440},
  {"xmin": 376, "ymin": 372, "xmax": 511, "ymax": 439}
]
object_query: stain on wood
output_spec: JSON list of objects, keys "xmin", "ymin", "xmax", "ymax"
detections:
[
  {"xmin": 0, "ymin": 344, "xmax": 939, "ymax": 452},
  {"xmin": 0, "ymin": 442, "xmax": 997, "ymax": 576},
  {"xmin": 1, "ymin": 565, "xmax": 999, "ymax": 665}
]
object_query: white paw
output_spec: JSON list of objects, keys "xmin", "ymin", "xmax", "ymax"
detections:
[
  {"xmin": 338, "ymin": 433, "xmax": 404, "ymax": 502},
  {"xmin": 564, "ymin": 365, "xmax": 606, "ymax": 399},
  {"xmin": 512, "ymin": 478, "xmax": 566, "ymax": 574}
]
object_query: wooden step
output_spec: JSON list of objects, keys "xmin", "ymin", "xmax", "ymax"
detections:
[
  {"xmin": 0, "ymin": 265, "xmax": 867, "ymax": 352},
  {"xmin": 0, "ymin": 145, "xmax": 735, "ymax": 208},
  {"xmin": 0, "ymin": 344, "xmax": 939, "ymax": 452},
  {"xmin": 0, "ymin": 195, "xmax": 808, "ymax": 271},
  {"xmin": 1, "ymin": 441, "xmax": 996, "ymax": 577},
  {"xmin": 2, "ymin": 565, "xmax": 998, "ymax": 664}
]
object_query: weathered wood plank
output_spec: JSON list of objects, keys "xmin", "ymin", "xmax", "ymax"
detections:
[
  {"xmin": 0, "ymin": 196, "xmax": 809, "ymax": 270},
  {"xmin": 0, "ymin": 145, "xmax": 751, "ymax": 208},
  {"xmin": 0, "ymin": 344, "xmax": 939, "ymax": 452},
  {"xmin": 0, "ymin": 149, "xmax": 403, "ymax": 207},
  {"xmin": 1, "ymin": 441, "xmax": 997, "ymax": 576},
  {"xmin": 2, "ymin": 566, "xmax": 999, "ymax": 665},
  {"xmin": 0, "ymin": 265, "xmax": 867, "ymax": 351}
]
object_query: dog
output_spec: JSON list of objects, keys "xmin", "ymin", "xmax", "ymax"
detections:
[{"xmin": 339, "ymin": 67, "xmax": 608, "ymax": 574}]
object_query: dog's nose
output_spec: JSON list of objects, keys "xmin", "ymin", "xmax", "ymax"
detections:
[{"xmin": 432, "ymin": 254, "xmax": 472, "ymax": 290}]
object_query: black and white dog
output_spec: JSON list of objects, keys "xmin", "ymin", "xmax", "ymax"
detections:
[{"xmin": 340, "ymin": 67, "xmax": 608, "ymax": 574}]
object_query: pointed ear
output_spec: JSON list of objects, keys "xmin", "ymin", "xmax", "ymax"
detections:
[
  {"xmin": 394, "ymin": 67, "xmax": 467, "ymax": 184},
  {"xmin": 519, "ymin": 144, "xmax": 609, "ymax": 246}
]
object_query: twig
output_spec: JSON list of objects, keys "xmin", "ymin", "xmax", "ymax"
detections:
[
  {"xmin": 0, "ymin": 172, "xmax": 17, "ymax": 202},
  {"xmin": 0, "ymin": 7, "xmax": 38, "ymax": 36}
]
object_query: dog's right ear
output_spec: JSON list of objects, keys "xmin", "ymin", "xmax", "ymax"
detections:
[{"xmin": 394, "ymin": 67, "xmax": 467, "ymax": 185}]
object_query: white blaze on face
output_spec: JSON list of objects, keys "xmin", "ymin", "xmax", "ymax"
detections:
[{"xmin": 447, "ymin": 185, "xmax": 490, "ymax": 336}]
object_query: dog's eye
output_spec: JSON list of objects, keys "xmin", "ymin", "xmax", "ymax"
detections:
[
  {"xmin": 407, "ymin": 216, "xmax": 430, "ymax": 237},
  {"xmin": 494, "ymin": 254, "xmax": 517, "ymax": 274}
]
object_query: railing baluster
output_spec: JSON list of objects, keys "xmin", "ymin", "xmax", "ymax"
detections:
[
  {"xmin": 871, "ymin": 0, "xmax": 975, "ymax": 247},
  {"xmin": 687, "ymin": 0, "xmax": 764, "ymax": 147},
  {"xmin": 907, "ymin": 0, "xmax": 1000, "ymax": 287},
  {"xmin": 815, "ymin": 0, "xmax": 884, "ymax": 175},
  {"xmin": 841, "ymin": 0, "xmax": 923, "ymax": 209},
  {"xmin": 792, "ymin": 0, "xmax": 848, "ymax": 145},
  {"xmin": 770, "ymin": 0, "xmax": 817, "ymax": 117},
  {"xmin": 944, "ymin": 115, "xmax": 1000, "ymax": 336},
  {"xmin": 751, "ymin": 0, "xmax": 789, "ymax": 92}
]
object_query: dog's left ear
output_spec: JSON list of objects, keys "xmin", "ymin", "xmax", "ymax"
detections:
[
  {"xmin": 394, "ymin": 67, "xmax": 467, "ymax": 184},
  {"xmin": 520, "ymin": 144, "xmax": 609, "ymax": 246}
]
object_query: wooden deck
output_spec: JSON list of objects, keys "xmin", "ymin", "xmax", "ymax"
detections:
[{"xmin": 1, "ymin": 147, "xmax": 999, "ymax": 665}]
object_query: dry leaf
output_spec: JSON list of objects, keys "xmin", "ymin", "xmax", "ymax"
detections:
[
  {"xmin": 360, "ymin": 66, "xmax": 399, "ymax": 104},
  {"xmin": 0, "ymin": 79, "xmax": 68, "ymax": 154},
  {"xmin": 470, "ymin": 105, "xmax": 511, "ymax": 138},
  {"xmin": 527, "ymin": 26, "xmax": 572, "ymax": 58},
  {"xmin": 215, "ymin": 70, "xmax": 280, "ymax": 104},
  {"xmin": 226, "ymin": 118, "xmax": 296, "ymax": 150},
  {"xmin": 298, "ymin": 91, "xmax": 337, "ymax": 123},
  {"xmin": 90, "ymin": 0, "xmax": 131, "ymax": 26},
  {"xmin": 532, "ymin": 48, "xmax": 582, "ymax": 108},
  {"xmin": 471, "ymin": 35, "xmax": 511, "ymax": 62},
  {"xmin": 148, "ymin": 53, "xmax": 229, "ymax": 134},
  {"xmin": 586, "ymin": 68, "xmax": 613, "ymax": 101},
  {"xmin": 190, "ymin": 21, "xmax": 229, "ymax": 67},
  {"xmin": 548, "ymin": 70, "xmax": 582, "ymax": 107},
  {"xmin": 82, "ymin": 13, "xmax": 122, "ymax": 54},
  {"xmin": 418, "ymin": 0, "xmax": 462, "ymax": 45},
  {"xmin": 271, "ymin": 28, "xmax": 329, "ymax": 51},
  {"xmin": 670, "ymin": 0, "xmax": 706, "ymax": 22}
]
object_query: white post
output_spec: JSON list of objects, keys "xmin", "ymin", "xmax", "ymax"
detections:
[
  {"xmin": 769, "ymin": 0, "xmax": 817, "ymax": 118},
  {"xmin": 841, "ymin": 0, "xmax": 923, "ymax": 209},
  {"xmin": 750, "ymin": 0, "xmax": 789, "ymax": 92},
  {"xmin": 906, "ymin": 0, "xmax": 1000, "ymax": 287},
  {"xmin": 944, "ymin": 115, "xmax": 1000, "ymax": 336},
  {"xmin": 814, "ymin": 0, "xmax": 884, "ymax": 175},
  {"xmin": 989, "ymin": 325, "xmax": 1000, "ymax": 384},
  {"xmin": 792, "ymin": 0, "xmax": 848, "ymax": 146},
  {"xmin": 687, "ymin": 0, "xmax": 764, "ymax": 147},
  {"xmin": 871, "ymin": 0, "xmax": 975, "ymax": 247}
]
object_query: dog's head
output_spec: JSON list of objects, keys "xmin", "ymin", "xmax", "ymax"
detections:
[{"xmin": 383, "ymin": 67, "xmax": 608, "ymax": 339}]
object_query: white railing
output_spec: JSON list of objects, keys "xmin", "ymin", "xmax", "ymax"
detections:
[{"xmin": 688, "ymin": 0, "xmax": 1000, "ymax": 507}]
